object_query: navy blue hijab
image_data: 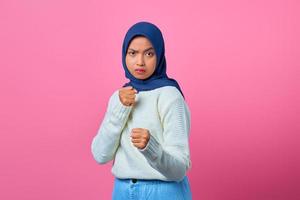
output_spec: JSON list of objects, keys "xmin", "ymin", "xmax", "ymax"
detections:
[{"xmin": 122, "ymin": 21, "xmax": 185, "ymax": 98}]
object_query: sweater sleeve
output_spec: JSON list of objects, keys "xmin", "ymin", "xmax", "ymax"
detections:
[
  {"xmin": 91, "ymin": 90, "xmax": 133, "ymax": 164},
  {"xmin": 138, "ymin": 88, "xmax": 192, "ymax": 182}
]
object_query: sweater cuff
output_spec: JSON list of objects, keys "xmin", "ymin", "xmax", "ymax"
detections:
[
  {"xmin": 111, "ymin": 96, "xmax": 133, "ymax": 120},
  {"xmin": 138, "ymin": 134, "xmax": 162, "ymax": 161}
]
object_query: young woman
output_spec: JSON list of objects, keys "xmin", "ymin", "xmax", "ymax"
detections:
[{"xmin": 91, "ymin": 21, "xmax": 192, "ymax": 200}]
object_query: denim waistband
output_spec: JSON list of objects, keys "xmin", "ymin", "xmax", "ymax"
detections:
[{"xmin": 115, "ymin": 176, "xmax": 186, "ymax": 185}]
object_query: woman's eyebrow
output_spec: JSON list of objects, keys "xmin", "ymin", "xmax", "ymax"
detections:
[{"xmin": 128, "ymin": 47, "xmax": 154, "ymax": 52}]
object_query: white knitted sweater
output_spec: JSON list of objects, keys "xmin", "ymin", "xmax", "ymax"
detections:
[{"xmin": 91, "ymin": 86, "xmax": 191, "ymax": 182}]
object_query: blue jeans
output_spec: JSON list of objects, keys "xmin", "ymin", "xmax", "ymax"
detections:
[{"xmin": 112, "ymin": 176, "xmax": 192, "ymax": 200}]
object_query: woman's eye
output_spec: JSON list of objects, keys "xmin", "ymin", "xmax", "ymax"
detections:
[
  {"xmin": 128, "ymin": 51, "xmax": 135, "ymax": 56},
  {"xmin": 146, "ymin": 52, "xmax": 154, "ymax": 56}
]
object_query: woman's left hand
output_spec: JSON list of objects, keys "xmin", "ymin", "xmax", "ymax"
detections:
[{"xmin": 130, "ymin": 128, "xmax": 150, "ymax": 149}]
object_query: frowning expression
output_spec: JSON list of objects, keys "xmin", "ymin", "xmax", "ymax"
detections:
[{"xmin": 125, "ymin": 36, "xmax": 157, "ymax": 80}]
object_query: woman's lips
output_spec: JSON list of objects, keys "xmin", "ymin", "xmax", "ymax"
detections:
[{"xmin": 135, "ymin": 69, "xmax": 146, "ymax": 74}]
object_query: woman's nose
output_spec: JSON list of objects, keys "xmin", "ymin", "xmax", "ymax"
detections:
[{"xmin": 136, "ymin": 55, "xmax": 145, "ymax": 66}]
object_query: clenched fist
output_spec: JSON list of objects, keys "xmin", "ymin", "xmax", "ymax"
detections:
[
  {"xmin": 119, "ymin": 86, "xmax": 138, "ymax": 106},
  {"xmin": 130, "ymin": 128, "xmax": 150, "ymax": 149}
]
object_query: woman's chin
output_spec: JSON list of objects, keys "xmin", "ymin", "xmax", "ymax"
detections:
[{"xmin": 134, "ymin": 74, "xmax": 148, "ymax": 80}]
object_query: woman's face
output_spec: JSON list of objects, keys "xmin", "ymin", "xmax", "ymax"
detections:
[{"xmin": 125, "ymin": 36, "xmax": 157, "ymax": 80}]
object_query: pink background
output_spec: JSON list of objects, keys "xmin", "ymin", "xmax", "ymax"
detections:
[{"xmin": 0, "ymin": 0, "xmax": 299, "ymax": 199}]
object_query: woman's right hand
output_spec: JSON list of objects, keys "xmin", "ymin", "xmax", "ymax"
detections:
[{"xmin": 118, "ymin": 86, "xmax": 138, "ymax": 107}]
